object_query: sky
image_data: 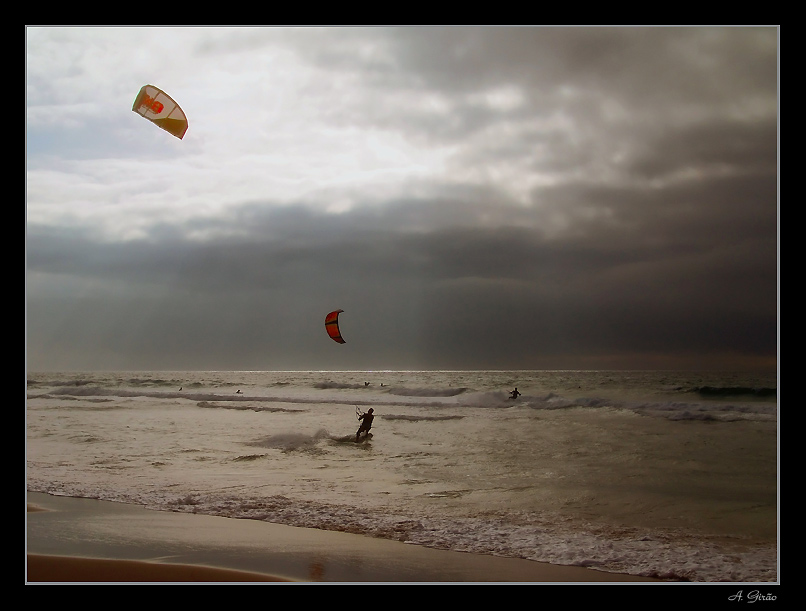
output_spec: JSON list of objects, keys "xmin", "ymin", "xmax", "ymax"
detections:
[{"xmin": 26, "ymin": 26, "xmax": 779, "ymax": 372}]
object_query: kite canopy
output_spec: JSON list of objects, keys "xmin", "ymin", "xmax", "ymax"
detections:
[
  {"xmin": 132, "ymin": 85, "xmax": 188, "ymax": 139},
  {"xmin": 325, "ymin": 309, "xmax": 346, "ymax": 344}
]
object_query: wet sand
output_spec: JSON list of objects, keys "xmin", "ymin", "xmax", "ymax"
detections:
[{"xmin": 26, "ymin": 492, "xmax": 662, "ymax": 583}]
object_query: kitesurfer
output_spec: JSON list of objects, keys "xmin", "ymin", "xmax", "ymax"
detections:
[
  {"xmin": 509, "ymin": 388, "xmax": 521, "ymax": 400},
  {"xmin": 356, "ymin": 408, "xmax": 374, "ymax": 441}
]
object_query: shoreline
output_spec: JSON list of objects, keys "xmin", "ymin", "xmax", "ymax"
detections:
[{"xmin": 26, "ymin": 492, "xmax": 662, "ymax": 583}]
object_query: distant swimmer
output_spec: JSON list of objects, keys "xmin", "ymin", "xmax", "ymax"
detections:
[
  {"xmin": 509, "ymin": 387, "xmax": 521, "ymax": 400},
  {"xmin": 356, "ymin": 408, "xmax": 374, "ymax": 442},
  {"xmin": 179, "ymin": 386, "xmax": 182, "ymax": 391}
]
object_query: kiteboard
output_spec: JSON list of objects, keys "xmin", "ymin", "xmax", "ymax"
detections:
[{"xmin": 332, "ymin": 433, "xmax": 373, "ymax": 444}]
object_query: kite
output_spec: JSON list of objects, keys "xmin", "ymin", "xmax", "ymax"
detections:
[
  {"xmin": 132, "ymin": 85, "xmax": 188, "ymax": 139},
  {"xmin": 325, "ymin": 309, "xmax": 346, "ymax": 344}
]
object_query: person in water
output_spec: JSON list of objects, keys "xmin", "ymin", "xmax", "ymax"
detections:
[
  {"xmin": 509, "ymin": 387, "xmax": 521, "ymax": 400},
  {"xmin": 356, "ymin": 408, "xmax": 374, "ymax": 441}
]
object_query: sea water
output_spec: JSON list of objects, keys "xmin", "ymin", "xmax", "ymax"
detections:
[{"xmin": 26, "ymin": 369, "xmax": 778, "ymax": 582}]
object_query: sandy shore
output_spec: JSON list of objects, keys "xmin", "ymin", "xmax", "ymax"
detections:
[
  {"xmin": 26, "ymin": 492, "xmax": 662, "ymax": 583},
  {"xmin": 27, "ymin": 554, "xmax": 291, "ymax": 582}
]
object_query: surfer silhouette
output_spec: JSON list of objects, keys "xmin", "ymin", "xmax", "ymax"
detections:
[
  {"xmin": 356, "ymin": 408, "xmax": 374, "ymax": 441},
  {"xmin": 509, "ymin": 388, "xmax": 521, "ymax": 400}
]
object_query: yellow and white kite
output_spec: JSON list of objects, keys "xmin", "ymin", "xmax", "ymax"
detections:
[{"xmin": 132, "ymin": 85, "xmax": 188, "ymax": 140}]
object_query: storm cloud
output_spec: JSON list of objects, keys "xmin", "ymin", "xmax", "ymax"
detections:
[{"xmin": 26, "ymin": 27, "xmax": 778, "ymax": 371}]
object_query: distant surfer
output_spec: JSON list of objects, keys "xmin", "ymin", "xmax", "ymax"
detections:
[
  {"xmin": 236, "ymin": 389, "xmax": 242, "ymax": 394},
  {"xmin": 509, "ymin": 388, "xmax": 521, "ymax": 400},
  {"xmin": 356, "ymin": 408, "xmax": 374, "ymax": 442}
]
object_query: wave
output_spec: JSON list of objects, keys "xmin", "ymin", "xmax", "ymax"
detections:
[
  {"xmin": 313, "ymin": 381, "xmax": 374, "ymax": 390},
  {"xmin": 232, "ymin": 454, "xmax": 266, "ymax": 462},
  {"xmin": 383, "ymin": 414, "xmax": 464, "ymax": 422},
  {"xmin": 28, "ymin": 376, "xmax": 185, "ymax": 389},
  {"xmin": 630, "ymin": 400, "xmax": 778, "ymax": 422},
  {"xmin": 690, "ymin": 385, "xmax": 777, "ymax": 398},
  {"xmin": 28, "ymin": 382, "xmax": 777, "ymax": 424},
  {"xmin": 28, "ymin": 384, "xmax": 472, "ymax": 410},
  {"xmin": 196, "ymin": 401, "xmax": 305, "ymax": 413},
  {"xmin": 387, "ymin": 387, "xmax": 469, "ymax": 397}
]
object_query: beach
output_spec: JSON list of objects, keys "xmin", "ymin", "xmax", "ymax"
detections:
[{"xmin": 26, "ymin": 492, "xmax": 659, "ymax": 583}]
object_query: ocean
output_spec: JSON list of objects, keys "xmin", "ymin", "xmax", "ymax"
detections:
[{"xmin": 26, "ymin": 369, "xmax": 778, "ymax": 582}]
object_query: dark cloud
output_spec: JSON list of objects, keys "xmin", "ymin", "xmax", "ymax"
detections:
[
  {"xmin": 286, "ymin": 28, "xmax": 777, "ymax": 139},
  {"xmin": 27, "ymin": 171, "xmax": 777, "ymax": 370}
]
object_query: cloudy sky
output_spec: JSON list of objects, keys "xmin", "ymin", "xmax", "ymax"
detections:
[{"xmin": 26, "ymin": 26, "xmax": 778, "ymax": 372}]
